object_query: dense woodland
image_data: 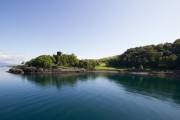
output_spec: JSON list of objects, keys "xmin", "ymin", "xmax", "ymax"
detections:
[
  {"xmin": 107, "ymin": 39, "xmax": 180, "ymax": 70},
  {"xmin": 23, "ymin": 39, "xmax": 180, "ymax": 70},
  {"xmin": 24, "ymin": 52, "xmax": 99, "ymax": 70}
]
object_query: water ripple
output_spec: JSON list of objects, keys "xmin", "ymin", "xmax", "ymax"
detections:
[{"xmin": 0, "ymin": 68, "xmax": 180, "ymax": 120}]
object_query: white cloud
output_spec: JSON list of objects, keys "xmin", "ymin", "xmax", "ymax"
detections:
[{"xmin": 0, "ymin": 52, "xmax": 31, "ymax": 64}]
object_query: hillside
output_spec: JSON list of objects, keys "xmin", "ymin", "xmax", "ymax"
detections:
[{"xmin": 107, "ymin": 39, "xmax": 180, "ymax": 70}]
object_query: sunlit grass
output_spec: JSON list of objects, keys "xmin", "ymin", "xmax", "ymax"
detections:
[{"xmin": 95, "ymin": 63, "xmax": 124, "ymax": 71}]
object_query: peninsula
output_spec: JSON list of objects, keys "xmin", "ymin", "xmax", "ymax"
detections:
[{"xmin": 8, "ymin": 39, "xmax": 180, "ymax": 76}]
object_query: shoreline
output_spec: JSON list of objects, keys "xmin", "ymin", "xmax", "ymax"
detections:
[{"xmin": 7, "ymin": 67, "xmax": 180, "ymax": 77}]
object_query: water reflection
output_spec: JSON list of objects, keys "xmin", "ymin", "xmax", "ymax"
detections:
[
  {"xmin": 22, "ymin": 73, "xmax": 180, "ymax": 105},
  {"xmin": 104, "ymin": 74, "xmax": 180, "ymax": 104},
  {"xmin": 21, "ymin": 73, "xmax": 99, "ymax": 88}
]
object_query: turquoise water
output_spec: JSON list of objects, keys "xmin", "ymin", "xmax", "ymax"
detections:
[{"xmin": 0, "ymin": 67, "xmax": 180, "ymax": 120}]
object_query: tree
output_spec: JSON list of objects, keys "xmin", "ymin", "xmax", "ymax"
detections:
[
  {"xmin": 107, "ymin": 40, "xmax": 180, "ymax": 70},
  {"xmin": 172, "ymin": 39, "xmax": 180, "ymax": 54},
  {"xmin": 27, "ymin": 55, "xmax": 55, "ymax": 68},
  {"xmin": 53, "ymin": 52, "xmax": 79, "ymax": 67},
  {"xmin": 78, "ymin": 60, "xmax": 97, "ymax": 70},
  {"xmin": 139, "ymin": 65, "xmax": 144, "ymax": 70}
]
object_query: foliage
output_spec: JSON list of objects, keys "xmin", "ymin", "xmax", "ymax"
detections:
[
  {"xmin": 23, "ymin": 39, "xmax": 180, "ymax": 70},
  {"xmin": 78, "ymin": 59, "xmax": 98, "ymax": 70},
  {"xmin": 97, "ymin": 55, "xmax": 119, "ymax": 63},
  {"xmin": 25, "ymin": 52, "xmax": 99, "ymax": 70},
  {"xmin": 26, "ymin": 55, "xmax": 55, "ymax": 68},
  {"xmin": 53, "ymin": 52, "xmax": 79, "ymax": 67},
  {"xmin": 139, "ymin": 65, "xmax": 144, "ymax": 70},
  {"xmin": 107, "ymin": 39, "xmax": 180, "ymax": 70}
]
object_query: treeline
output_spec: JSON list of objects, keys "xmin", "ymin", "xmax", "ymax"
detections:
[
  {"xmin": 24, "ymin": 52, "xmax": 99, "ymax": 70},
  {"xmin": 107, "ymin": 39, "xmax": 180, "ymax": 70},
  {"xmin": 23, "ymin": 39, "xmax": 180, "ymax": 70}
]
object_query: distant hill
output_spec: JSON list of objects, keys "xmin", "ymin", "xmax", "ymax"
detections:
[{"xmin": 0, "ymin": 62, "xmax": 17, "ymax": 67}]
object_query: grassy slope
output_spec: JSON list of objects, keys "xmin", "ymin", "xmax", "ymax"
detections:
[{"xmin": 95, "ymin": 63, "xmax": 124, "ymax": 71}]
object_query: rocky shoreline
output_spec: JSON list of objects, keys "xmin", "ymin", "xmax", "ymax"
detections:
[
  {"xmin": 117, "ymin": 69, "xmax": 180, "ymax": 77},
  {"xmin": 8, "ymin": 67, "xmax": 86, "ymax": 74},
  {"xmin": 8, "ymin": 67, "xmax": 180, "ymax": 77}
]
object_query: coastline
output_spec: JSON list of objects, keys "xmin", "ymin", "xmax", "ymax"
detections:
[{"xmin": 7, "ymin": 67, "xmax": 180, "ymax": 77}]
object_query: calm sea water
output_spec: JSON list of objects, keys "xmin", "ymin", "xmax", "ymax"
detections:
[{"xmin": 0, "ymin": 67, "xmax": 180, "ymax": 120}]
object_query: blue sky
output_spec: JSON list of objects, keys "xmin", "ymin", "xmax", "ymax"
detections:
[{"xmin": 0, "ymin": 0, "xmax": 180, "ymax": 63}]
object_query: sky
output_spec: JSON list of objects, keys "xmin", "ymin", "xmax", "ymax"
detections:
[{"xmin": 0, "ymin": 0, "xmax": 180, "ymax": 64}]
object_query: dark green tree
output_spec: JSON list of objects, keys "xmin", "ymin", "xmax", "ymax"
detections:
[
  {"xmin": 107, "ymin": 40, "xmax": 180, "ymax": 70},
  {"xmin": 27, "ymin": 55, "xmax": 55, "ymax": 68}
]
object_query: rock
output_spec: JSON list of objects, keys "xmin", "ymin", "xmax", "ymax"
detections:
[
  {"xmin": 9, "ymin": 67, "xmax": 87, "ymax": 74},
  {"xmin": 35, "ymin": 68, "xmax": 44, "ymax": 72},
  {"xmin": 9, "ymin": 68, "xmax": 24, "ymax": 74},
  {"xmin": 23, "ymin": 67, "xmax": 36, "ymax": 73}
]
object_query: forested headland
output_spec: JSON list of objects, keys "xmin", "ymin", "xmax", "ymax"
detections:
[
  {"xmin": 9, "ymin": 39, "xmax": 180, "ymax": 74},
  {"xmin": 107, "ymin": 39, "xmax": 180, "ymax": 70},
  {"xmin": 19, "ymin": 52, "xmax": 99, "ymax": 70}
]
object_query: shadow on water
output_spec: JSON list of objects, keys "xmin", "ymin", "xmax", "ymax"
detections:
[{"xmin": 21, "ymin": 72, "xmax": 180, "ymax": 105}]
